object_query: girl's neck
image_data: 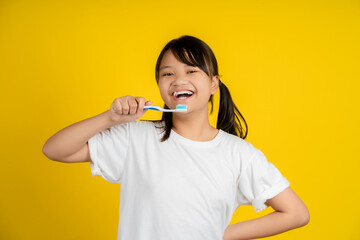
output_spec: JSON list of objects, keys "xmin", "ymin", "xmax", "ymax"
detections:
[{"xmin": 171, "ymin": 108, "xmax": 219, "ymax": 142}]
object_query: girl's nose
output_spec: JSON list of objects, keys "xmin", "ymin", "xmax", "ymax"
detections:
[{"xmin": 173, "ymin": 74, "xmax": 189, "ymax": 86}]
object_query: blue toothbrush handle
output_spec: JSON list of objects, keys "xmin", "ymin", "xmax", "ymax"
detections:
[
  {"xmin": 144, "ymin": 106, "xmax": 161, "ymax": 111},
  {"xmin": 144, "ymin": 105, "xmax": 186, "ymax": 112}
]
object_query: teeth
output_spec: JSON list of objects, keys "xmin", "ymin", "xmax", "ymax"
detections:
[{"xmin": 173, "ymin": 90, "xmax": 194, "ymax": 97}]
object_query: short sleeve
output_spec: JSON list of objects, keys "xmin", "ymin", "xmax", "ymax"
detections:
[
  {"xmin": 236, "ymin": 148, "xmax": 290, "ymax": 212},
  {"xmin": 87, "ymin": 122, "xmax": 131, "ymax": 184}
]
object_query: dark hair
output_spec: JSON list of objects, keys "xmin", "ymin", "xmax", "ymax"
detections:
[{"xmin": 153, "ymin": 35, "xmax": 248, "ymax": 142}]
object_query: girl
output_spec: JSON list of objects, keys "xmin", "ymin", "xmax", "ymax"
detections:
[{"xmin": 43, "ymin": 35, "xmax": 309, "ymax": 240}]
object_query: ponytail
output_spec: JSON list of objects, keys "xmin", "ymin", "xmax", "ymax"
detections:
[{"xmin": 216, "ymin": 80, "xmax": 248, "ymax": 139}]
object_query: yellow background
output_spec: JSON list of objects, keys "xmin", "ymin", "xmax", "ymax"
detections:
[{"xmin": 1, "ymin": 0, "xmax": 359, "ymax": 239}]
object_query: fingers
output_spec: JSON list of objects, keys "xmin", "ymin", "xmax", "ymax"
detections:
[
  {"xmin": 135, "ymin": 97, "xmax": 145, "ymax": 114},
  {"xmin": 128, "ymin": 97, "xmax": 138, "ymax": 115},
  {"xmin": 121, "ymin": 97, "xmax": 130, "ymax": 115},
  {"xmin": 112, "ymin": 95, "xmax": 150, "ymax": 116},
  {"xmin": 111, "ymin": 98, "xmax": 123, "ymax": 114},
  {"xmin": 109, "ymin": 95, "xmax": 151, "ymax": 124}
]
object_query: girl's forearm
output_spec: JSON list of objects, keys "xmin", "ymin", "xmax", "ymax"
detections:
[
  {"xmin": 223, "ymin": 211, "xmax": 307, "ymax": 240},
  {"xmin": 42, "ymin": 110, "xmax": 115, "ymax": 161}
]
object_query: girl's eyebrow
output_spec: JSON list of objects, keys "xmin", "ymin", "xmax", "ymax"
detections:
[
  {"xmin": 159, "ymin": 65, "xmax": 172, "ymax": 71},
  {"xmin": 160, "ymin": 65, "xmax": 197, "ymax": 71}
]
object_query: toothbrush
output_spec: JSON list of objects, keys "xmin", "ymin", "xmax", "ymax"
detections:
[{"xmin": 144, "ymin": 104, "xmax": 188, "ymax": 112}]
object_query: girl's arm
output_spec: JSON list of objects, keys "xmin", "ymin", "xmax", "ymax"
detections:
[
  {"xmin": 42, "ymin": 110, "xmax": 115, "ymax": 163},
  {"xmin": 42, "ymin": 96, "xmax": 151, "ymax": 163},
  {"xmin": 223, "ymin": 187, "xmax": 310, "ymax": 240}
]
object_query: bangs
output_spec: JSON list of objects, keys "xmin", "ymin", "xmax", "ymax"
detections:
[
  {"xmin": 169, "ymin": 44, "xmax": 210, "ymax": 76},
  {"xmin": 155, "ymin": 35, "xmax": 218, "ymax": 81}
]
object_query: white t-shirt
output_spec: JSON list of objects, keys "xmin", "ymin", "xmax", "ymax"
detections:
[{"xmin": 88, "ymin": 120, "xmax": 290, "ymax": 240}]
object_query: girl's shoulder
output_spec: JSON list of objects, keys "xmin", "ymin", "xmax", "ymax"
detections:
[
  {"xmin": 107, "ymin": 120, "xmax": 161, "ymax": 136},
  {"xmin": 220, "ymin": 131, "xmax": 260, "ymax": 160},
  {"xmin": 129, "ymin": 120, "xmax": 165, "ymax": 137},
  {"xmin": 136, "ymin": 120, "xmax": 164, "ymax": 131},
  {"xmin": 220, "ymin": 130, "xmax": 249, "ymax": 147}
]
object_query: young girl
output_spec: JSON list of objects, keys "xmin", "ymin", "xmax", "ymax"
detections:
[{"xmin": 43, "ymin": 35, "xmax": 309, "ymax": 240}]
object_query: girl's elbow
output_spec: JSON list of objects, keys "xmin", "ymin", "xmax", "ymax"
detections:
[
  {"xmin": 295, "ymin": 206, "xmax": 310, "ymax": 227},
  {"xmin": 301, "ymin": 208, "xmax": 310, "ymax": 226},
  {"xmin": 284, "ymin": 205, "xmax": 310, "ymax": 228}
]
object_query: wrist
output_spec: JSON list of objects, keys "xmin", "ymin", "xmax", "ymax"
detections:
[{"xmin": 99, "ymin": 110, "xmax": 119, "ymax": 129}]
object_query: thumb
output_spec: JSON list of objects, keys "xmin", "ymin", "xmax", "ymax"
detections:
[{"xmin": 145, "ymin": 100, "xmax": 153, "ymax": 106}]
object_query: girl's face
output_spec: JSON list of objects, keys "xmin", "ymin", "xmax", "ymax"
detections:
[{"xmin": 158, "ymin": 50, "xmax": 219, "ymax": 113}]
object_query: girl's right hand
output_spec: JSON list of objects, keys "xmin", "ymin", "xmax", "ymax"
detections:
[{"xmin": 108, "ymin": 95, "xmax": 152, "ymax": 124}]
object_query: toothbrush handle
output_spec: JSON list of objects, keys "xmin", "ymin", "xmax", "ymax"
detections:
[
  {"xmin": 144, "ymin": 106, "xmax": 176, "ymax": 112},
  {"xmin": 144, "ymin": 106, "xmax": 160, "ymax": 111}
]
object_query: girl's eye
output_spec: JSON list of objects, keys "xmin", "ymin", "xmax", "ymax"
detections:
[
  {"xmin": 162, "ymin": 73, "xmax": 173, "ymax": 76},
  {"xmin": 161, "ymin": 70, "xmax": 196, "ymax": 76}
]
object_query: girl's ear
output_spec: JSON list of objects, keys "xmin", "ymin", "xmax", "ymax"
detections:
[{"xmin": 210, "ymin": 75, "xmax": 219, "ymax": 95}]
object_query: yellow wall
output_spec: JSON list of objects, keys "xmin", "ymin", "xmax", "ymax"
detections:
[{"xmin": 1, "ymin": 0, "xmax": 359, "ymax": 239}]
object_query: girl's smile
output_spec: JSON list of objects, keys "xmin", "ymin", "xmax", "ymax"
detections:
[{"xmin": 171, "ymin": 89, "xmax": 195, "ymax": 102}]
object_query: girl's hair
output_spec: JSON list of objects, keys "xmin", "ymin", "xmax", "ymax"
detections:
[{"xmin": 153, "ymin": 35, "xmax": 248, "ymax": 142}]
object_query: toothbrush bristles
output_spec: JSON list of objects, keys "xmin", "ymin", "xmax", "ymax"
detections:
[{"xmin": 176, "ymin": 104, "xmax": 188, "ymax": 112}]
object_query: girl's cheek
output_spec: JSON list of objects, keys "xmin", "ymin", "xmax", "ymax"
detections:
[{"xmin": 159, "ymin": 86, "xmax": 169, "ymax": 99}]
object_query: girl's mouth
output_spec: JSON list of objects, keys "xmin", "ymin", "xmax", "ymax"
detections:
[{"xmin": 171, "ymin": 90, "xmax": 194, "ymax": 101}]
